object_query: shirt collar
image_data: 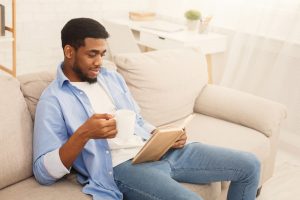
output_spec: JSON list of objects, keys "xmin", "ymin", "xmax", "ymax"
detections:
[{"xmin": 57, "ymin": 62, "xmax": 70, "ymax": 88}]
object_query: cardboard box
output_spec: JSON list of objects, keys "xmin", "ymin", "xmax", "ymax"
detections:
[{"xmin": 129, "ymin": 11, "xmax": 156, "ymax": 21}]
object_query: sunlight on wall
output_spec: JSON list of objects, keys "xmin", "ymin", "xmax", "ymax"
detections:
[
  {"xmin": 1, "ymin": 0, "xmax": 152, "ymax": 75},
  {"xmin": 150, "ymin": 0, "xmax": 300, "ymax": 42}
]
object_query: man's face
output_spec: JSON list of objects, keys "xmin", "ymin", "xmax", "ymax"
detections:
[{"xmin": 71, "ymin": 38, "xmax": 107, "ymax": 83}]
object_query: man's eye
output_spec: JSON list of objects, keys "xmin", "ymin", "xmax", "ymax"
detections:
[{"xmin": 88, "ymin": 53, "xmax": 97, "ymax": 57}]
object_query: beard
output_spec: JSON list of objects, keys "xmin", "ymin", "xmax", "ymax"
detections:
[{"xmin": 72, "ymin": 63, "xmax": 97, "ymax": 84}]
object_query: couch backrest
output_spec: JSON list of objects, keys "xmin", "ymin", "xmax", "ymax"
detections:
[
  {"xmin": 0, "ymin": 76, "xmax": 33, "ymax": 189},
  {"xmin": 114, "ymin": 48, "xmax": 208, "ymax": 126},
  {"xmin": 18, "ymin": 70, "xmax": 56, "ymax": 121}
]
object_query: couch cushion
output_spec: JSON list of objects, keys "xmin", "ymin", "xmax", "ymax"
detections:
[
  {"xmin": 185, "ymin": 114, "xmax": 270, "ymax": 162},
  {"xmin": 0, "ymin": 176, "xmax": 91, "ymax": 200},
  {"xmin": 114, "ymin": 48, "xmax": 208, "ymax": 126},
  {"xmin": 18, "ymin": 70, "xmax": 56, "ymax": 120},
  {"xmin": 0, "ymin": 76, "xmax": 33, "ymax": 189},
  {"xmin": 194, "ymin": 84, "xmax": 287, "ymax": 137}
]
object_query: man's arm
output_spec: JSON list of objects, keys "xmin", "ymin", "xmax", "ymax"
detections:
[
  {"xmin": 59, "ymin": 114, "xmax": 117, "ymax": 169},
  {"xmin": 33, "ymin": 99, "xmax": 117, "ymax": 185}
]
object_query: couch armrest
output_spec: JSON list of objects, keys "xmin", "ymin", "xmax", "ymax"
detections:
[{"xmin": 194, "ymin": 84, "xmax": 287, "ymax": 137}]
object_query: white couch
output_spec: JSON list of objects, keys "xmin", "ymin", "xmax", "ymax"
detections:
[{"xmin": 0, "ymin": 48, "xmax": 286, "ymax": 200}]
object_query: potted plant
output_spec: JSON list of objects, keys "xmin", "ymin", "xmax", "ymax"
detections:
[{"xmin": 184, "ymin": 9, "xmax": 201, "ymax": 31}]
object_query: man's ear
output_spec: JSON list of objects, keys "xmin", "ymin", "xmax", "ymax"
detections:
[{"xmin": 64, "ymin": 45, "xmax": 74, "ymax": 59}]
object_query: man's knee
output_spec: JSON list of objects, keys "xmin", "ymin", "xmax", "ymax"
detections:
[{"xmin": 243, "ymin": 152, "xmax": 261, "ymax": 180}]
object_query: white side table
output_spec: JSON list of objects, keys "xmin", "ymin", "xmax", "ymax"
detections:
[{"xmin": 105, "ymin": 18, "xmax": 228, "ymax": 83}]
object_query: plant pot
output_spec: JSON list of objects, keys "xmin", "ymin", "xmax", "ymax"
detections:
[
  {"xmin": 199, "ymin": 22, "xmax": 209, "ymax": 33},
  {"xmin": 186, "ymin": 20, "xmax": 199, "ymax": 32}
]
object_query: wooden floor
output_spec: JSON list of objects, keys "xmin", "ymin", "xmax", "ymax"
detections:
[{"xmin": 258, "ymin": 131, "xmax": 300, "ymax": 199}]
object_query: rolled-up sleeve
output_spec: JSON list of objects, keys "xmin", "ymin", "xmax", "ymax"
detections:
[{"xmin": 43, "ymin": 148, "xmax": 70, "ymax": 179}]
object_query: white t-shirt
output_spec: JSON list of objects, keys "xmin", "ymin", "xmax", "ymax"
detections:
[{"xmin": 43, "ymin": 82, "xmax": 144, "ymax": 179}]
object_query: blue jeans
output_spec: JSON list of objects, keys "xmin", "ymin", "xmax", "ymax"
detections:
[{"xmin": 113, "ymin": 143, "xmax": 260, "ymax": 200}]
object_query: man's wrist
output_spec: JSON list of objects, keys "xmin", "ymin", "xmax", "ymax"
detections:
[{"xmin": 75, "ymin": 126, "xmax": 90, "ymax": 144}]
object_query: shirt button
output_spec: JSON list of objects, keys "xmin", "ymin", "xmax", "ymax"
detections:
[
  {"xmin": 106, "ymin": 150, "xmax": 109, "ymax": 154},
  {"xmin": 79, "ymin": 92, "xmax": 83, "ymax": 95},
  {"xmin": 108, "ymin": 171, "xmax": 113, "ymax": 175}
]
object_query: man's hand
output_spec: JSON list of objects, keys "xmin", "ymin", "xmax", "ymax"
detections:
[
  {"xmin": 78, "ymin": 113, "xmax": 118, "ymax": 141},
  {"xmin": 59, "ymin": 114, "xmax": 117, "ymax": 169},
  {"xmin": 172, "ymin": 129, "xmax": 187, "ymax": 149}
]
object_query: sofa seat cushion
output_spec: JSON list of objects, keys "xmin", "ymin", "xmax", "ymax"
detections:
[
  {"xmin": 0, "ymin": 175, "xmax": 222, "ymax": 200},
  {"xmin": 0, "ymin": 177, "xmax": 91, "ymax": 200},
  {"xmin": 186, "ymin": 114, "xmax": 270, "ymax": 162},
  {"xmin": 114, "ymin": 48, "xmax": 208, "ymax": 127},
  {"xmin": 181, "ymin": 182, "xmax": 221, "ymax": 200},
  {"xmin": 0, "ymin": 178, "xmax": 221, "ymax": 200}
]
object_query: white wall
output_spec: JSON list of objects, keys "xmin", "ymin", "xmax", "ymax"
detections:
[
  {"xmin": 2, "ymin": 0, "xmax": 225, "ymax": 81},
  {"xmin": 3, "ymin": 0, "xmax": 151, "ymax": 75}
]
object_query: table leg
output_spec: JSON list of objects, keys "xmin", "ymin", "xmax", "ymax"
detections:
[{"xmin": 206, "ymin": 54, "xmax": 213, "ymax": 84}]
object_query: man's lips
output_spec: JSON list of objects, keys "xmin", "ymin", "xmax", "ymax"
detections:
[{"xmin": 89, "ymin": 68, "xmax": 100, "ymax": 76}]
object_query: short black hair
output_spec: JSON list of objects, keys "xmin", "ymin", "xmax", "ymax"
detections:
[{"xmin": 61, "ymin": 18, "xmax": 109, "ymax": 50}]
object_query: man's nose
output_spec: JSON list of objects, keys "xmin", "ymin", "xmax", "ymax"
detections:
[{"xmin": 94, "ymin": 55, "xmax": 102, "ymax": 66}]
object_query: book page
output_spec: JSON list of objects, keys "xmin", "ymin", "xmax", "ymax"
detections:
[{"xmin": 132, "ymin": 129, "xmax": 184, "ymax": 164}]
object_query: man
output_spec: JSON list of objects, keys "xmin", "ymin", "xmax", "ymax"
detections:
[{"xmin": 33, "ymin": 18, "xmax": 260, "ymax": 200}]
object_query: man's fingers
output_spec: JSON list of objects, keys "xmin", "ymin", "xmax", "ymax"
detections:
[
  {"xmin": 172, "ymin": 133, "xmax": 187, "ymax": 149},
  {"xmin": 92, "ymin": 113, "xmax": 114, "ymax": 120},
  {"xmin": 94, "ymin": 118, "xmax": 116, "ymax": 128},
  {"xmin": 172, "ymin": 143, "xmax": 184, "ymax": 149},
  {"xmin": 179, "ymin": 133, "xmax": 187, "ymax": 140},
  {"xmin": 101, "ymin": 124, "xmax": 117, "ymax": 134},
  {"xmin": 92, "ymin": 126, "xmax": 117, "ymax": 139},
  {"xmin": 177, "ymin": 140, "xmax": 186, "ymax": 146},
  {"xmin": 103, "ymin": 128, "xmax": 118, "ymax": 138}
]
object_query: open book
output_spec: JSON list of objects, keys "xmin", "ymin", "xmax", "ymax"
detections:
[{"xmin": 132, "ymin": 114, "xmax": 195, "ymax": 164}]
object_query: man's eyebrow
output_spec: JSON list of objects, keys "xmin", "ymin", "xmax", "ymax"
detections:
[{"xmin": 88, "ymin": 49, "xmax": 107, "ymax": 54}]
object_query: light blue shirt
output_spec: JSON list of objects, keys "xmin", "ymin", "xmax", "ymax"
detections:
[{"xmin": 33, "ymin": 64, "xmax": 156, "ymax": 200}]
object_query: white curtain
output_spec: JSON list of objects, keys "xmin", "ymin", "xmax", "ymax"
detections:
[
  {"xmin": 216, "ymin": 0, "xmax": 300, "ymax": 135},
  {"xmin": 152, "ymin": 0, "xmax": 300, "ymax": 135}
]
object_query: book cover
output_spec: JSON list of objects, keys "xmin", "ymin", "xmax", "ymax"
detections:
[
  {"xmin": 0, "ymin": 4, "xmax": 5, "ymax": 36},
  {"xmin": 132, "ymin": 114, "xmax": 195, "ymax": 164}
]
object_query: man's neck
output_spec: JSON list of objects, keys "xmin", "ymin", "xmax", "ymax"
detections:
[{"xmin": 62, "ymin": 63, "xmax": 81, "ymax": 82}]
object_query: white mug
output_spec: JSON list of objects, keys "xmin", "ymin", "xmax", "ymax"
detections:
[{"xmin": 114, "ymin": 109, "xmax": 136, "ymax": 140}]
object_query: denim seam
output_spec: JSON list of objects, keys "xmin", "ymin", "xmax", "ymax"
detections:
[
  {"xmin": 115, "ymin": 179, "xmax": 163, "ymax": 200},
  {"xmin": 173, "ymin": 167, "xmax": 244, "ymax": 172},
  {"xmin": 173, "ymin": 168, "xmax": 243, "ymax": 181}
]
